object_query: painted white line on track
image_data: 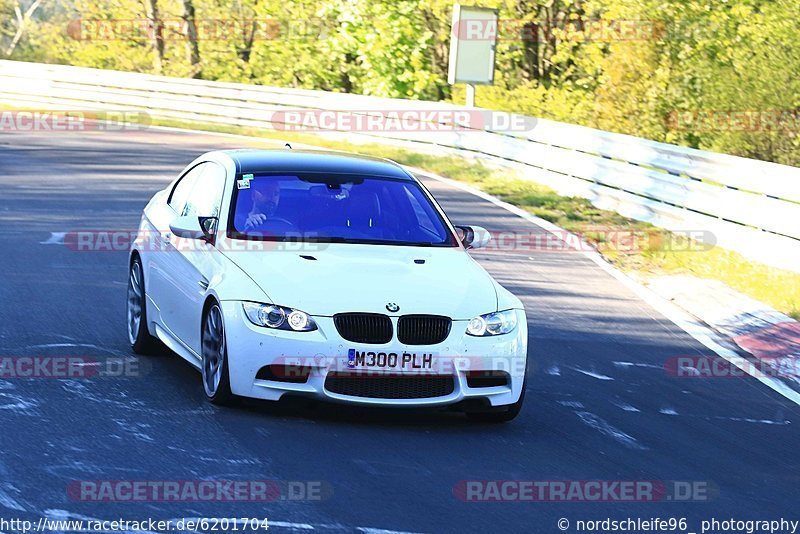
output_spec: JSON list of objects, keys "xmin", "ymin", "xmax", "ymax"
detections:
[{"xmin": 410, "ymin": 166, "xmax": 800, "ymax": 408}]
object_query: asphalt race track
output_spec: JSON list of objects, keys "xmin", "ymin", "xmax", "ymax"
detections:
[{"xmin": 0, "ymin": 127, "xmax": 798, "ymax": 533}]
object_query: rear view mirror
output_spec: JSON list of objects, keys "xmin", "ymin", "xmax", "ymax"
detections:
[
  {"xmin": 170, "ymin": 216, "xmax": 215, "ymax": 242},
  {"xmin": 455, "ymin": 225, "xmax": 492, "ymax": 250}
]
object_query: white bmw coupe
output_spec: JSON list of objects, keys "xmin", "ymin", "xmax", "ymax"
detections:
[{"xmin": 127, "ymin": 149, "xmax": 528, "ymax": 421}]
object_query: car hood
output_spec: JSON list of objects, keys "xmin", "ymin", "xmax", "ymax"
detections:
[{"xmin": 220, "ymin": 242, "xmax": 498, "ymax": 319}]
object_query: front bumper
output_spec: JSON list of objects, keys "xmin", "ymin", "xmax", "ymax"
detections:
[{"xmin": 221, "ymin": 302, "xmax": 528, "ymax": 408}]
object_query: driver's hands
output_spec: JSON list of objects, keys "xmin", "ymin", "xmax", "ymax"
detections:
[{"xmin": 244, "ymin": 212, "xmax": 267, "ymax": 229}]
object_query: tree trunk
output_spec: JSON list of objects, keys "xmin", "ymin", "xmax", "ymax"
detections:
[
  {"xmin": 4, "ymin": 0, "xmax": 46, "ymax": 57},
  {"xmin": 340, "ymin": 52, "xmax": 355, "ymax": 93},
  {"xmin": 238, "ymin": 20, "xmax": 256, "ymax": 64},
  {"xmin": 181, "ymin": 0, "xmax": 201, "ymax": 78},
  {"xmin": 145, "ymin": 0, "xmax": 165, "ymax": 73}
]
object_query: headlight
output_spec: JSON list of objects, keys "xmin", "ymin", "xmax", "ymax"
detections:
[
  {"xmin": 242, "ymin": 302, "xmax": 317, "ymax": 331},
  {"xmin": 466, "ymin": 309, "xmax": 517, "ymax": 336}
]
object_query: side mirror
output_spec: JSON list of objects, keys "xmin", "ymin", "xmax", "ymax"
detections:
[
  {"xmin": 455, "ymin": 225, "xmax": 491, "ymax": 250},
  {"xmin": 170, "ymin": 216, "xmax": 216, "ymax": 242}
]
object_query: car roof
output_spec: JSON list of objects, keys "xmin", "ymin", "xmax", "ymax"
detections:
[{"xmin": 221, "ymin": 149, "xmax": 413, "ymax": 180}]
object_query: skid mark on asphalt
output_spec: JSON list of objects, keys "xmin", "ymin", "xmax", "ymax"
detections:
[
  {"xmin": 45, "ymin": 440, "xmax": 89, "ymax": 454},
  {"xmin": 58, "ymin": 380, "xmax": 155, "ymax": 413},
  {"xmin": 43, "ymin": 461, "xmax": 140, "ymax": 478},
  {"xmin": 0, "ymin": 484, "xmax": 25, "ymax": 512},
  {"xmin": 163, "ymin": 446, "xmax": 264, "ymax": 467},
  {"xmin": 39, "ymin": 232, "xmax": 65, "ymax": 245},
  {"xmin": 159, "ymin": 517, "xmax": 426, "ymax": 533},
  {"xmin": 680, "ymin": 414, "xmax": 791, "ymax": 426},
  {"xmin": 0, "ymin": 392, "xmax": 38, "ymax": 413},
  {"xmin": 545, "ymin": 365, "xmax": 560, "ymax": 376},
  {"xmin": 574, "ymin": 411, "xmax": 647, "ymax": 450},
  {"xmin": 112, "ymin": 419, "xmax": 155, "ymax": 443},
  {"xmin": 712, "ymin": 416, "xmax": 790, "ymax": 425},
  {"xmin": 604, "ymin": 399, "xmax": 789, "ymax": 425},
  {"xmin": 358, "ymin": 528, "xmax": 424, "ymax": 534},
  {"xmin": 612, "ymin": 361, "xmax": 663, "ymax": 370},
  {"xmin": 570, "ymin": 367, "xmax": 614, "ymax": 381},
  {"xmin": 352, "ymin": 459, "xmax": 432, "ymax": 477},
  {"xmin": 22, "ymin": 343, "xmax": 129, "ymax": 358},
  {"xmin": 612, "ymin": 401, "xmax": 641, "ymax": 413},
  {"xmin": 563, "ymin": 394, "xmax": 792, "ymax": 425}
]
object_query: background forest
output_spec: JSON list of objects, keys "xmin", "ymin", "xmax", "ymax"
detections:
[{"xmin": 2, "ymin": 0, "xmax": 798, "ymax": 165}]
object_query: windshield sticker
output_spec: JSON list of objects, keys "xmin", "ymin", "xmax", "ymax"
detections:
[{"xmin": 237, "ymin": 178, "xmax": 251, "ymax": 189}]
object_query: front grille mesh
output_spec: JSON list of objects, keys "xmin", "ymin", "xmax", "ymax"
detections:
[
  {"xmin": 324, "ymin": 374, "xmax": 455, "ymax": 399},
  {"xmin": 397, "ymin": 315, "xmax": 451, "ymax": 345},
  {"xmin": 333, "ymin": 313, "xmax": 393, "ymax": 344}
]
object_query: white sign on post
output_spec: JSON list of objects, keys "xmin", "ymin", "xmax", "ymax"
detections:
[{"xmin": 447, "ymin": 4, "xmax": 498, "ymax": 86}]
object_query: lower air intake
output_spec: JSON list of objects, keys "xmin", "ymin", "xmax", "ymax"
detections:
[{"xmin": 324, "ymin": 374, "xmax": 455, "ymax": 399}]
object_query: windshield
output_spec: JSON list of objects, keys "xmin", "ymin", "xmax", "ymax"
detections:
[{"xmin": 228, "ymin": 173, "xmax": 458, "ymax": 246}]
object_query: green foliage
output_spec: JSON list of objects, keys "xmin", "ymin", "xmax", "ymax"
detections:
[{"xmin": 4, "ymin": 0, "xmax": 799, "ymax": 164}]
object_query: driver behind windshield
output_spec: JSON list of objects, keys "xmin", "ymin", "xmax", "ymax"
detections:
[
  {"xmin": 238, "ymin": 179, "xmax": 281, "ymax": 230},
  {"xmin": 232, "ymin": 173, "xmax": 455, "ymax": 246}
]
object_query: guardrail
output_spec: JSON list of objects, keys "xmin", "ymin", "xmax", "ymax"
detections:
[{"xmin": 1, "ymin": 59, "xmax": 798, "ymax": 272}]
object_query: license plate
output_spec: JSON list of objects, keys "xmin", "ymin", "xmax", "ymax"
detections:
[{"xmin": 347, "ymin": 349, "xmax": 434, "ymax": 370}]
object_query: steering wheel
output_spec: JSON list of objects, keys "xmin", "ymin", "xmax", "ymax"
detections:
[{"xmin": 251, "ymin": 217, "xmax": 300, "ymax": 235}]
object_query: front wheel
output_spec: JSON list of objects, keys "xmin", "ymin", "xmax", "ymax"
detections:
[{"xmin": 201, "ymin": 303, "xmax": 236, "ymax": 405}]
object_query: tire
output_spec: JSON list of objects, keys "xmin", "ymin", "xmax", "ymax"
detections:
[
  {"xmin": 466, "ymin": 375, "xmax": 527, "ymax": 423},
  {"xmin": 201, "ymin": 303, "xmax": 236, "ymax": 406},
  {"xmin": 127, "ymin": 257, "xmax": 159, "ymax": 354}
]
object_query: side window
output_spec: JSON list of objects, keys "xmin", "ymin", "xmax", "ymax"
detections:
[
  {"xmin": 183, "ymin": 162, "xmax": 226, "ymax": 218},
  {"xmin": 168, "ymin": 163, "xmax": 207, "ymax": 214}
]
